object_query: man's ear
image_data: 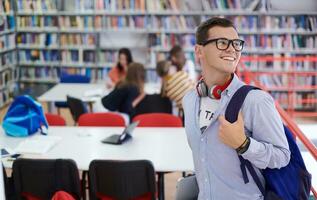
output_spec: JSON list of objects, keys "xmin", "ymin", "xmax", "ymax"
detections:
[{"xmin": 195, "ymin": 45, "xmax": 202, "ymax": 59}]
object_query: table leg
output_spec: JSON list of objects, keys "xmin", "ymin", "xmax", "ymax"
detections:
[{"xmin": 157, "ymin": 172, "xmax": 165, "ymax": 200}]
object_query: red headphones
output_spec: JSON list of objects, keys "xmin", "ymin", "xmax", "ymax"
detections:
[{"xmin": 196, "ymin": 76, "xmax": 232, "ymax": 99}]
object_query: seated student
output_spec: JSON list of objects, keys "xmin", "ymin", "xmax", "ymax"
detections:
[
  {"xmin": 106, "ymin": 48, "xmax": 133, "ymax": 88},
  {"xmin": 101, "ymin": 62, "xmax": 146, "ymax": 121},
  {"xmin": 156, "ymin": 60, "xmax": 194, "ymax": 110}
]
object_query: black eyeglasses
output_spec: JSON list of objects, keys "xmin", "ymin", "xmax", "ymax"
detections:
[{"xmin": 201, "ymin": 38, "xmax": 245, "ymax": 52}]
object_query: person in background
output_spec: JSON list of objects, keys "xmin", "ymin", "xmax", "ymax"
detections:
[
  {"xmin": 170, "ymin": 45, "xmax": 197, "ymax": 81},
  {"xmin": 106, "ymin": 48, "xmax": 133, "ymax": 88},
  {"xmin": 182, "ymin": 17, "xmax": 290, "ymax": 199},
  {"xmin": 102, "ymin": 62, "xmax": 146, "ymax": 121},
  {"xmin": 156, "ymin": 60, "xmax": 194, "ymax": 111},
  {"xmin": 156, "ymin": 60, "xmax": 172, "ymax": 97}
]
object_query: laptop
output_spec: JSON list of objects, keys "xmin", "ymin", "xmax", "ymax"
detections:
[{"xmin": 101, "ymin": 121, "xmax": 139, "ymax": 145}]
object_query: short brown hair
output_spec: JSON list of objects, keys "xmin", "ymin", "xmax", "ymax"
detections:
[
  {"xmin": 156, "ymin": 60, "xmax": 171, "ymax": 77},
  {"xmin": 196, "ymin": 17, "xmax": 236, "ymax": 45}
]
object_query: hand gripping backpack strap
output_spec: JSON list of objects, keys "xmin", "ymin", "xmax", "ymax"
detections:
[{"xmin": 225, "ymin": 85, "xmax": 265, "ymax": 195}]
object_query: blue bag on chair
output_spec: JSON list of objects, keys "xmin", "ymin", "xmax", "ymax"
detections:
[
  {"xmin": 226, "ymin": 85, "xmax": 312, "ymax": 200},
  {"xmin": 2, "ymin": 95, "xmax": 48, "ymax": 137}
]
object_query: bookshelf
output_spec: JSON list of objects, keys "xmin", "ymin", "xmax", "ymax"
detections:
[
  {"xmin": 0, "ymin": 0, "xmax": 17, "ymax": 108},
  {"xmin": 7, "ymin": 0, "xmax": 317, "ymax": 113}
]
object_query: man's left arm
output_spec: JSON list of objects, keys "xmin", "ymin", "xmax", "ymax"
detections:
[
  {"xmin": 240, "ymin": 91, "xmax": 290, "ymax": 169},
  {"xmin": 218, "ymin": 90, "xmax": 290, "ymax": 169}
]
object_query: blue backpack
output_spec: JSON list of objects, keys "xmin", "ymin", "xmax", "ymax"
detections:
[
  {"xmin": 2, "ymin": 95, "xmax": 48, "ymax": 137},
  {"xmin": 225, "ymin": 85, "xmax": 311, "ymax": 200}
]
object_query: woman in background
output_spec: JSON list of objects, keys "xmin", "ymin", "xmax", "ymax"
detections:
[
  {"xmin": 101, "ymin": 62, "xmax": 146, "ymax": 121},
  {"xmin": 107, "ymin": 48, "xmax": 133, "ymax": 88}
]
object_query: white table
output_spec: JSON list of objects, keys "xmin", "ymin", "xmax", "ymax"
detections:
[
  {"xmin": 0, "ymin": 126, "xmax": 193, "ymax": 172},
  {"xmin": 1, "ymin": 126, "xmax": 192, "ymax": 200},
  {"xmin": 37, "ymin": 83, "xmax": 161, "ymax": 112},
  {"xmin": 38, "ymin": 83, "xmax": 161, "ymax": 102}
]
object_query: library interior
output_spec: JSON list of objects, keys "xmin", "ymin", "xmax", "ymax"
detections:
[{"xmin": 0, "ymin": 0, "xmax": 317, "ymax": 199}]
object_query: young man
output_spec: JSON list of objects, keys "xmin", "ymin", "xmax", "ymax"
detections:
[
  {"xmin": 170, "ymin": 45, "xmax": 197, "ymax": 81},
  {"xmin": 182, "ymin": 17, "xmax": 290, "ymax": 200}
]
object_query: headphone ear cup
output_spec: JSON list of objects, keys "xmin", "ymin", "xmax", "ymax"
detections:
[
  {"xmin": 196, "ymin": 80, "xmax": 207, "ymax": 97},
  {"xmin": 210, "ymin": 85, "xmax": 222, "ymax": 99},
  {"xmin": 200, "ymin": 81, "xmax": 208, "ymax": 97}
]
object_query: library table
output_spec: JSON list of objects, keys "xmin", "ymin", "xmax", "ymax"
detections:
[{"xmin": 37, "ymin": 82, "xmax": 161, "ymax": 112}]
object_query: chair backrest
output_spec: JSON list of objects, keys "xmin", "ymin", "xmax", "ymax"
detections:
[
  {"xmin": 132, "ymin": 113, "xmax": 183, "ymax": 127},
  {"xmin": 60, "ymin": 74, "xmax": 90, "ymax": 83},
  {"xmin": 45, "ymin": 113, "xmax": 66, "ymax": 126},
  {"xmin": 12, "ymin": 158, "xmax": 81, "ymax": 200},
  {"xmin": 78, "ymin": 113, "xmax": 125, "ymax": 127},
  {"xmin": 132, "ymin": 94, "xmax": 172, "ymax": 118},
  {"xmin": 66, "ymin": 96, "xmax": 88, "ymax": 123},
  {"xmin": 88, "ymin": 160, "xmax": 156, "ymax": 200}
]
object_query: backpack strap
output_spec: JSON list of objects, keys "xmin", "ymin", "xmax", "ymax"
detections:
[{"xmin": 224, "ymin": 85, "xmax": 265, "ymax": 195}]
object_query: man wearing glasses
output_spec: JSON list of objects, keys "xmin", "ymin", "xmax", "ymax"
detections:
[{"xmin": 182, "ymin": 17, "xmax": 290, "ymax": 199}]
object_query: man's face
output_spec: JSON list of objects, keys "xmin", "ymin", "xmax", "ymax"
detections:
[{"xmin": 196, "ymin": 26, "xmax": 242, "ymax": 76}]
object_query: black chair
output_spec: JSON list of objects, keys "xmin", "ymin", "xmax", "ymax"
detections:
[
  {"xmin": 66, "ymin": 95, "xmax": 88, "ymax": 124},
  {"xmin": 132, "ymin": 94, "xmax": 172, "ymax": 118},
  {"xmin": 12, "ymin": 158, "xmax": 81, "ymax": 200},
  {"xmin": 88, "ymin": 160, "xmax": 156, "ymax": 200}
]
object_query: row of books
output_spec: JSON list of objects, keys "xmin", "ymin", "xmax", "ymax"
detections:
[
  {"xmin": 95, "ymin": 15, "xmax": 147, "ymax": 29},
  {"xmin": 14, "ymin": 0, "xmax": 263, "ymax": 12},
  {"xmin": 18, "ymin": 65, "xmax": 160, "ymax": 83},
  {"xmin": 0, "ymin": 16, "xmax": 15, "ymax": 31},
  {"xmin": 0, "ymin": 51, "xmax": 16, "ymax": 67},
  {"xmin": 96, "ymin": 0, "xmax": 146, "ymax": 11},
  {"xmin": 15, "ymin": 14, "xmax": 317, "ymax": 33},
  {"xmin": 149, "ymin": 33, "xmax": 196, "ymax": 49},
  {"xmin": 0, "ymin": 0, "xmax": 12, "ymax": 13},
  {"xmin": 18, "ymin": 50, "xmax": 60, "ymax": 62},
  {"xmin": 60, "ymin": 33, "xmax": 96, "ymax": 46},
  {"xmin": 16, "ymin": 0, "xmax": 58, "ymax": 12},
  {"xmin": 60, "ymin": 0, "xmax": 93, "ymax": 11},
  {"xmin": 242, "ymin": 58, "xmax": 317, "ymax": 71},
  {"xmin": 17, "ymin": 16, "xmax": 59, "ymax": 28},
  {"xmin": 17, "ymin": 33, "xmax": 58, "ymax": 46},
  {"xmin": 19, "ymin": 66, "xmax": 59, "ymax": 80},
  {"xmin": 61, "ymin": 50, "xmax": 96, "ymax": 63},
  {"xmin": 258, "ymin": 74, "xmax": 316, "ymax": 87},
  {"xmin": 201, "ymin": 0, "xmax": 263, "ymax": 11},
  {"xmin": 17, "ymin": 33, "xmax": 97, "ymax": 47},
  {"xmin": 240, "ymin": 35, "xmax": 317, "ymax": 49},
  {"xmin": 0, "ymin": 34, "xmax": 15, "ymax": 50}
]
